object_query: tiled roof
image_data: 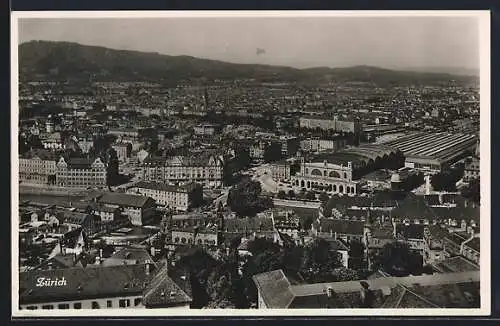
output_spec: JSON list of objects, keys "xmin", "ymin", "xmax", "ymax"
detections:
[
  {"xmin": 98, "ymin": 192, "xmax": 155, "ymax": 208},
  {"xmin": 252, "ymin": 270, "xmax": 294, "ymax": 308},
  {"xmin": 223, "ymin": 217, "xmax": 274, "ymax": 233},
  {"xmin": 315, "ymin": 219, "xmax": 364, "ymax": 236},
  {"xmin": 20, "ymin": 149, "xmax": 58, "ymax": 161},
  {"xmin": 432, "ymin": 206, "xmax": 480, "ymax": 221},
  {"xmin": 101, "ymin": 246, "xmax": 155, "ymax": 267},
  {"xmin": 395, "ymin": 224, "xmax": 425, "ymax": 240},
  {"xmin": 63, "ymin": 211, "xmax": 100, "ymax": 225},
  {"xmin": 19, "ymin": 263, "xmax": 155, "ymax": 304},
  {"xmin": 392, "ymin": 194, "xmax": 436, "ymax": 220},
  {"xmin": 142, "ymin": 264, "xmax": 192, "ymax": 308},
  {"xmin": 67, "ymin": 157, "xmax": 96, "ymax": 169},
  {"xmin": 252, "ymin": 269, "xmax": 480, "ymax": 309},
  {"xmin": 433, "ymin": 256, "xmax": 480, "ymax": 273},
  {"xmin": 368, "ymin": 225, "xmax": 394, "ymax": 240},
  {"xmin": 445, "ymin": 232, "xmax": 469, "ymax": 247},
  {"xmin": 464, "ymin": 237, "xmax": 480, "ymax": 252}
]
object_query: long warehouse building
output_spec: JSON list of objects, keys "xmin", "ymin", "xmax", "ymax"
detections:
[{"xmin": 383, "ymin": 132, "xmax": 478, "ymax": 172}]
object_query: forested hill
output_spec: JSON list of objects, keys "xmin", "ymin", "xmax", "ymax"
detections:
[{"xmin": 19, "ymin": 41, "xmax": 477, "ymax": 85}]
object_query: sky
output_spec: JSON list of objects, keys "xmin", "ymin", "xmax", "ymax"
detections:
[{"xmin": 17, "ymin": 15, "xmax": 480, "ymax": 71}]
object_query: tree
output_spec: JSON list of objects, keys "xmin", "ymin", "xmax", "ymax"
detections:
[
  {"xmin": 247, "ymin": 237, "xmax": 281, "ymax": 256},
  {"xmin": 431, "ymin": 165, "xmax": 464, "ymax": 192},
  {"xmin": 462, "ymin": 178, "xmax": 480, "ymax": 204},
  {"xmin": 263, "ymin": 143, "xmax": 282, "ymax": 163},
  {"xmin": 348, "ymin": 240, "xmax": 365, "ymax": 270},
  {"xmin": 305, "ymin": 190, "xmax": 316, "ymax": 201},
  {"xmin": 303, "ymin": 238, "xmax": 341, "ymax": 270},
  {"xmin": 299, "ymin": 188, "xmax": 307, "ymax": 199},
  {"xmin": 227, "ymin": 177, "xmax": 273, "ymax": 217},
  {"xmin": 105, "ymin": 148, "xmax": 120, "ymax": 186},
  {"xmin": 287, "ymin": 190, "xmax": 296, "ymax": 198},
  {"xmin": 370, "ymin": 241, "xmax": 423, "ymax": 276},
  {"xmin": 276, "ymin": 190, "xmax": 287, "ymax": 199},
  {"xmin": 318, "ymin": 192, "xmax": 329, "ymax": 204},
  {"xmin": 300, "ymin": 216, "xmax": 314, "ymax": 231}
]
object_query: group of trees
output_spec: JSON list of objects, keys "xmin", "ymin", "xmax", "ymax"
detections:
[
  {"xmin": 431, "ymin": 164, "xmax": 464, "ymax": 192},
  {"xmin": 223, "ymin": 148, "xmax": 251, "ymax": 185},
  {"xmin": 400, "ymin": 172, "xmax": 425, "ymax": 192},
  {"xmin": 461, "ymin": 177, "xmax": 480, "ymax": 204},
  {"xmin": 276, "ymin": 189, "xmax": 323, "ymax": 202},
  {"xmin": 19, "ymin": 134, "xmax": 43, "ymax": 154},
  {"xmin": 369, "ymin": 242, "xmax": 428, "ymax": 277},
  {"xmin": 203, "ymin": 237, "xmax": 363, "ymax": 308},
  {"xmin": 227, "ymin": 177, "xmax": 273, "ymax": 217},
  {"xmin": 263, "ymin": 143, "xmax": 283, "ymax": 163},
  {"xmin": 203, "ymin": 112, "xmax": 275, "ymax": 131},
  {"xmin": 177, "ymin": 236, "xmax": 429, "ymax": 308}
]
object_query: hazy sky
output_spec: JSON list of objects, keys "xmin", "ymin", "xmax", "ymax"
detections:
[{"xmin": 18, "ymin": 16, "xmax": 480, "ymax": 70}]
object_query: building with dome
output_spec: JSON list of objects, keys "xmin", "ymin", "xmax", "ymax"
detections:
[{"xmin": 390, "ymin": 173, "xmax": 402, "ymax": 191}]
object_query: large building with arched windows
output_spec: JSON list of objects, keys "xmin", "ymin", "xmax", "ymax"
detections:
[
  {"xmin": 291, "ymin": 159, "xmax": 359, "ymax": 195},
  {"xmin": 290, "ymin": 144, "xmax": 404, "ymax": 195}
]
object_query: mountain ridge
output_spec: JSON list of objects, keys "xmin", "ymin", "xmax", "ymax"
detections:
[{"xmin": 18, "ymin": 40, "xmax": 478, "ymax": 85}]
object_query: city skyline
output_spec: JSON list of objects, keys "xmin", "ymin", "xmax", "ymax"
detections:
[
  {"xmin": 12, "ymin": 11, "xmax": 489, "ymax": 316},
  {"xmin": 18, "ymin": 15, "xmax": 479, "ymax": 72}
]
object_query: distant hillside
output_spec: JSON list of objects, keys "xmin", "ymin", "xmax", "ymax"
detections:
[{"xmin": 18, "ymin": 41, "xmax": 477, "ymax": 85}]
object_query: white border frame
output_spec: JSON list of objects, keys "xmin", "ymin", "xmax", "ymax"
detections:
[{"xmin": 11, "ymin": 10, "xmax": 491, "ymax": 317}]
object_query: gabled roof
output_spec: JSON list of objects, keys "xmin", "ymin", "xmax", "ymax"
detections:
[
  {"xmin": 392, "ymin": 193, "xmax": 436, "ymax": 220},
  {"xmin": 19, "ymin": 263, "xmax": 156, "ymax": 304},
  {"xmin": 464, "ymin": 237, "xmax": 480, "ymax": 252},
  {"xmin": 142, "ymin": 264, "xmax": 192, "ymax": 308},
  {"xmin": 101, "ymin": 246, "xmax": 156, "ymax": 267},
  {"xmin": 314, "ymin": 219, "xmax": 364, "ymax": 236},
  {"xmin": 252, "ymin": 270, "xmax": 294, "ymax": 308},
  {"xmin": 68, "ymin": 157, "xmax": 93, "ymax": 169},
  {"xmin": 63, "ymin": 211, "xmax": 100, "ymax": 225},
  {"xmin": 98, "ymin": 192, "xmax": 155, "ymax": 208}
]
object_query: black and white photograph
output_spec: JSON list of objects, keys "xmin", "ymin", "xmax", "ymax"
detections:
[{"xmin": 11, "ymin": 11, "xmax": 490, "ymax": 316}]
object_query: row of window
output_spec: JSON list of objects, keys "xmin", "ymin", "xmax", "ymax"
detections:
[
  {"xmin": 412, "ymin": 163, "xmax": 441, "ymax": 170},
  {"xmin": 23, "ymin": 298, "xmax": 142, "ymax": 310},
  {"xmin": 173, "ymin": 236, "xmax": 216, "ymax": 245},
  {"xmin": 144, "ymin": 172, "xmax": 218, "ymax": 179},
  {"xmin": 295, "ymin": 179, "xmax": 356, "ymax": 194}
]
